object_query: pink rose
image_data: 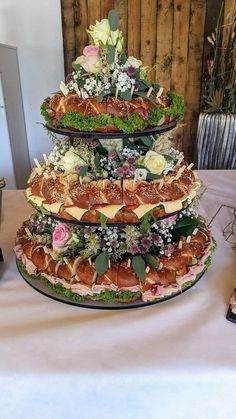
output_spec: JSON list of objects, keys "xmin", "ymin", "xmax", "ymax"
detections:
[
  {"xmin": 83, "ymin": 45, "xmax": 100, "ymax": 56},
  {"xmin": 74, "ymin": 54, "xmax": 101, "ymax": 73},
  {"xmin": 52, "ymin": 223, "xmax": 70, "ymax": 248}
]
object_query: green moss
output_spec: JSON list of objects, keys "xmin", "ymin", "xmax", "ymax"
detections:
[
  {"xmin": 40, "ymin": 101, "xmax": 53, "ymax": 125},
  {"xmin": 166, "ymin": 92, "xmax": 186, "ymax": 120}
]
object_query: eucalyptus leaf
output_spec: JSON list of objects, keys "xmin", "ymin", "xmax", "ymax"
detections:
[
  {"xmin": 94, "ymin": 152, "xmax": 100, "ymax": 168},
  {"xmin": 78, "ymin": 165, "xmax": 88, "ymax": 177},
  {"xmin": 95, "ymin": 251, "xmax": 109, "ymax": 275},
  {"xmin": 143, "ymin": 254, "xmax": 159, "ymax": 268},
  {"xmin": 141, "ymin": 136, "xmax": 154, "ymax": 147},
  {"xmin": 132, "ymin": 255, "xmax": 146, "ymax": 282},
  {"xmin": 119, "ymin": 52, "xmax": 127, "ymax": 65},
  {"xmin": 107, "ymin": 45, "xmax": 116, "ymax": 64},
  {"xmin": 163, "ymin": 154, "xmax": 173, "ymax": 162},
  {"xmin": 119, "ymin": 90, "xmax": 132, "ymax": 101},
  {"xmin": 146, "ymin": 173, "xmax": 163, "ymax": 180},
  {"xmin": 96, "ymin": 92, "xmax": 105, "ymax": 102},
  {"xmin": 108, "ymin": 9, "xmax": 119, "ymax": 31}
]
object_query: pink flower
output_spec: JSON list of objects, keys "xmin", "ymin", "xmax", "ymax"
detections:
[
  {"xmin": 127, "ymin": 156, "xmax": 136, "ymax": 165},
  {"xmin": 83, "ymin": 45, "xmax": 100, "ymax": 56},
  {"xmin": 74, "ymin": 54, "xmax": 101, "ymax": 74},
  {"xmin": 163, "ymin": 215, "xmax": 177, "ymax": 224},
  {"xmin": 52, "ymin": 224, "xmax": 70, "ymax": 248},
  {"xmin": 108, "ymin": 150, "xmax": 117, "ymax": 159}
]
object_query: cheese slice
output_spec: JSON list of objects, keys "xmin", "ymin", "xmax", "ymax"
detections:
[
  {"xmin": 132, "ymin": 204, "xmax": 160, "ymax": 219},
  {"xmin": 163, "ymin": 200, "xmax": 183, "ymax": 213},
  {"xmin": 28, "ymin": 195, "xmax": 45, "ymax": 207},
  {"xmin": 43, "ymin": 202, "xmax": 63, "ymax": 213},
  {"xmin": 25, "ymin": 188, "xmax": 32, "ymax": 199},
  {"xmin": 96, "ymin": 205, "xmax": 124, "ymax": 219},
  {"xmin": 65, "ymin": 206, "xmax": 88, "ymax": 220}
]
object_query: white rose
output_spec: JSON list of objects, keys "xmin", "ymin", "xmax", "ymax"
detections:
[
  {"xmin": 125, "ymin": 56, "xmax": 142, "ymax": 68},
  {"xmin": 87, "ymin": 18, "xmax": 123, "ymax": 52},
  {"xmin": 143, "ymin": 151, "xmax": 166, "ymax": 175},
  {"xmin": 59, "ymin": 148, "xmax": 85, "ymax": 173},
  {"xmin": 87, "ymin": 19, "xmax": 110, "ymax": 45}
]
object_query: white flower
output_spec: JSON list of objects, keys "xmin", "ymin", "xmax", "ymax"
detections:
[
  {"xmin": 125, "ymin": 56, "xmax": 142, "ymax": 68},
  {"xmin": 143, "ymin": 151, "xmax": 167, "ymax": 175},
  {"xmin": 87, "ymin": 18, "xmax": 123, "ymax": 52},
  {"xmin": 59, "ymin": 147, "xmax": 86, "ymax": 173},
  {"xmin": 134, "ymin": 168, "xmax": 148, "ymax": 181}
]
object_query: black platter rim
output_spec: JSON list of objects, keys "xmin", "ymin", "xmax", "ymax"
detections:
[
  {"xmin": 45, "ymin": 121, "xmax": 177, "ymax": 139},
  {"xmin": 16, "ymin": 258, "xmax": 205, "ymax": 311},
  {"xmin": 47, "ymin": 203, "xmax": 190, "ymax": 227}
]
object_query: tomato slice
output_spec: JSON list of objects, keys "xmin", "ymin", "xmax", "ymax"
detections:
[{"xmin": 122, "ymin": 204, "xmax": 139, "ymax": 211}]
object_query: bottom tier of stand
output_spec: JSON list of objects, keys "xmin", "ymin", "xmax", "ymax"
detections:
[{"xmin": 17, "ymin": 258, "xmax": 207, "ymax": 310}]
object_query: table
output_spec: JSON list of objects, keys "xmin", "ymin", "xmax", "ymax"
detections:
[{"xmin": 0, "ymin": 170, "xmax": 236, "ymax": 419}]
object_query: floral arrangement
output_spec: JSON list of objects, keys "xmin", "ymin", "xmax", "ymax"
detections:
[
  {"xmin": 24, "ymin": 207, "xmax": 200, "ymax": 279},
  {"xmin": 203, "ymin": 1, "xmax": 236, "ymax": 113},
  {"xmin": 47, "ymin": 135, "xmax": 183, "ymax": 180},
  {"xmin": 41, "ymin": 9, "xmax": 185, "ymax": 133}
]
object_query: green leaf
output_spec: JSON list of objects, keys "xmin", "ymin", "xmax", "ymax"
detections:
[
  {"xmin": 172, "ymin": 215, "xmax": 201, "ymax": 241},
  {"xmin": 72, "ymin": 62, "xmax": 83, "ymax": 71},
  {"xmin": 119, "ymin": 52, "xmax": 127, "ymax": 65},
  {"xmin": 152, "ymin": 83, "xmax": 161, "ymax": 92},
  {"xmin": 107, "ymin": 45, "xmax": 116, "ymax": 64},
  {"xmin": 143, "ymin": 254, "xmax": 158, "ymax": 268},
  {"xmin": 96, "ymin": 92, "xmax": 105, "ymax": 102},
  {"xmin": 141, "ymin": 136, "xmax": 154, "ymax": 147},
  {"xmin": 78, "ymin": 165, "xmax": 88, "ymax": 177},
  {"xmin": 146, "ymin": 173, "xmax": 163, "ymax": 180},
  {"xmin": 108, "ymin": 9, "xmax": 119, "ymax": 31},
  {"xmin": 132, "ymin": 255, "xmax": 146, "ymax": 282},
  {"xmin": 95, "ymin": 251, "xmax": 109, "ymax": 275},
  {"xmin": 96, "ymin": 140, "xmax": 108, "ymax": 156},
  {"xmin": 119, "ymin": 90, "xmax": 132, "ymax": 101},
  {"xmin": 163, "ymin": 154, "xmax": 173, "ymax": 162},
  {"xmin": 94, "ymin": 152, "xmax": 100, "ymax": 168}
]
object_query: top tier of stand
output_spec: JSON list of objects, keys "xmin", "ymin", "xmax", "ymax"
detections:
[{"xmin": 45, "ymin": 121, "xmax": 177, "ymax": 139}]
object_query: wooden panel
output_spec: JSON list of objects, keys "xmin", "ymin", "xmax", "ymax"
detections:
[
  {"xmin": 127, "ymin": 0, "xmax": 141, "ymax": 58},
  {"xmin": 171, "ymin": 0, "xmax": 191, "ymax": 96},
  {"xmin": 184, "ymin": 0, "xmax": 206, "ymax": 161},
  {"xmin": 114, "ymin": 0, "xmax": 128, "ymax": 49},
  {"xmin": 74, "ymin": 0, "xmax": 88, "ymax": 59},
  {"xmin": 61, "ymin": 0, "xmax": 76, "ymax": 75},
  {"xmin": 156, "ymin": 0, "xmax": 174, "ymax": 91},
  {"xmin": 140, "ymin": 0, "xmax": 158, "ymax": 81},
  {"xmin": 87, "ymin": 0, "xmax": 101, "ymax": 26},
  {"xmin": 101, "ymin": 0, "xmax": 114, "ymax": 18}
]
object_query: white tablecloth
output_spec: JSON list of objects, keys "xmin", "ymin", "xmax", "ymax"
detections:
[{"xmin": 0, "ymin": 170, "xmax": 236, "ymax": 419}]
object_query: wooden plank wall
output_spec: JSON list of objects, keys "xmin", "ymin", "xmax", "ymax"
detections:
[{"xmin": 60, "ymin": 0, "xmax": 225, "ymax": 161}]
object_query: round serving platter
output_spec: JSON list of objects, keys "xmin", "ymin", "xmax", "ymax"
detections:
[
  {"xmin": 48, "ymin": 203, "xmax": 190, "ymax": 227},
  {"xmin": 17, "ymin": 259, "xmax": 205, "ymax": 310},
  {"xmin": 45, "ymin": 121, "xmax": 177, "ymax": 139}
]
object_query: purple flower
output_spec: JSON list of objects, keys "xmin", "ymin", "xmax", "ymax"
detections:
[
  {"xmin": 116, "ymin": 167, "xmax": 125, "ymax": 177},
  {"xmin": 127, "ymin": 156, "xmax": 136, "ymax": 165},
  {"xmin": 84, "ymin": 139, "xmax": 98, "ymax": 149},
  {"xmin": 165, "ymin": 244, "xmax": 175, "ymax": 255},
  {"xmin": 66, "ymin": 73, "xmax": 73, "ymax": 83},
  {"xmin": 126, "ymin": 166, "xmax": 135, "ymax": 176},
  {"xmin": 141, "ymin": 237, "xmax": 151, "ymax": 248},
  {"xmin": 152, "ymin": 233, "xmax": 161, "ymax": 245},
  {"xmin": 126, "ymin": 66, "xmax": 136, "ymax": 77},
  {"xmin": 111, "ymin": 239, "xmax": 118, "ymax": 248},
  {"xmin": 134, "ymin": 81, "xmax": 140, "ymax": 90},
  {"xmin": 108, "ymin": 150, "xmax": 117, "ymax": 160},
  {"xmin": 138, "ymin": 244, "xmax": 149, "ymax": 254},
  {"xmin": 128, "ymin": 245, "xmax": 139, "ymax": 254}
]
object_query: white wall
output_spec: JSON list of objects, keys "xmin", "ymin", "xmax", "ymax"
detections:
[{"xmin": 0, "ymin": 0, "xmax": 64, "ymax": 164}]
